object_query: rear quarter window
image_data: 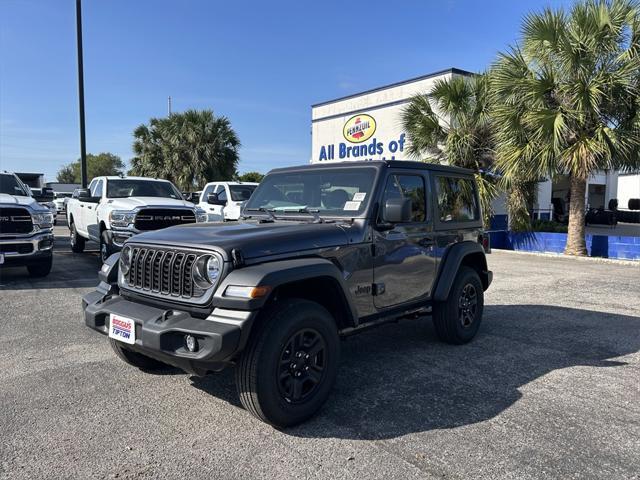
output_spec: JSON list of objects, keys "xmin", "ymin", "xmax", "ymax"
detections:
[{"xmin": 434, "ymin": 176, "xmax": 479, "ymax": 223}]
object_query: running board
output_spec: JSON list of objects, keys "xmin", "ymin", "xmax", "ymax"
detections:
[{"xmin": 339, "ymin": 306, "xmax": 432, "ymax": 337}]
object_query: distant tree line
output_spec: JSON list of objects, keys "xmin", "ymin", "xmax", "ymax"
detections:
[{"xmin": 56, "ymin": 153, "xmax": 125, "ymax": 183}]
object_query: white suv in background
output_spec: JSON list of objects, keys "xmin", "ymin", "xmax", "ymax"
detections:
[{"xmin": 198, "ymin": 181, "xmax": 258, "ymax": 221}]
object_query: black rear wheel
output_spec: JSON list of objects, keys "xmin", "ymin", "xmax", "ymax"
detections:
[
  {"xmin": 70, "ymin": 221, "xmax": 85, "ymax": 253},
  {"xmin": 432, "ymin": 266, "xmax": 484, "ymax": 344},
  {"xmin": 235, "ymin": 299, "xmax": 340, "ymax": 428}
]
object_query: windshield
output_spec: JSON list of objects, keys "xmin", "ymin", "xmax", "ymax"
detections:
[
  {"xmin": 229, "ymin": 184, "xmax": 257, "ymax": 202},
  {"xmin": 0, "ymin": 174, "xmax": 30, "ymax": 196},
  {"xmin": 106, "ymin": 179, "xmax": 182, "ymax": 199},
  {"xmin": 244, "ymin": 167, "xmax": 376, "ymax": 217}
]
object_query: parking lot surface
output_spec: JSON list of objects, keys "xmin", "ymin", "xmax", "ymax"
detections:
[{"xmin": 1, "ymin": 222, "xmax": 639, "ymax": 479}]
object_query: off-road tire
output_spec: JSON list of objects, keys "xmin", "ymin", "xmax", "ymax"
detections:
[
  {"xmin": 26, "ymin": 256, "xmax": 52, "ymax": 277},
  {"xmin": 432, "ymin": 266, "xmax": 484, "ymax": 345},
  {"xmin": 109, "ymin": 338, "xmax": 169, "ymax": 371},
  {"xmin": 235, "ymin": 299, "xmax": 340, "ymax": 428},
  {"xmin": 70, "ymin": 221, "xmax": 85, "ymax": 253}
]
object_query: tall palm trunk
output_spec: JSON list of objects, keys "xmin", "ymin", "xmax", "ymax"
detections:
[{"xmin": 564, "ymin": 176, "xmax": 588, "ymax": 256}]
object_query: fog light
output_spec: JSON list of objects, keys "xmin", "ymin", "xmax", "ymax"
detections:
[{"xmin": 185, "ymin": 334, "xmax": 198, "ymax": 352}]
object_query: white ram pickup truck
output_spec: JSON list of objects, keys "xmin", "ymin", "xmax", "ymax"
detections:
[
  {"xmin": 66, "ymin": 176, "xmax": 206, "ymax": 262},
  {"xmin": 197, "ymin": 181, "xmax": 258, "ymax": 221}
]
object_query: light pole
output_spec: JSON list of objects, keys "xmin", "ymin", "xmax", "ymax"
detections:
[{"xmin": 76, "ymin": 0, "xmax": 88, "ymax": 188}]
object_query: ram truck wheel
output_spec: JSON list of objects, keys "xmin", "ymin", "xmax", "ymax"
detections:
[
  {"xmin": 235, "ymin": 299, "xmax": 340, "ymax": 428},
  {"xmin": 109, "ymin": 338, "xmax": 170, "ymax": 371},
  {"xmin": 69, "ymin": 221, "xmax": 85, "ymax": 253},
  {"xmin": 26, "ymin": 256, "xmax": 52, "ymax": 278},
  {"xmin": 100, "ymin": 231, "xmax": 114, "ymax": 263},
  {"xmin": 432, "ymin": 266, "xmax": 484, "ymax": 345}
]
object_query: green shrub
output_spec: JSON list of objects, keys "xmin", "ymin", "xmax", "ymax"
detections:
[{"xmin": 531, "ymin": 219, "xmax": 568, "ymax": 233}]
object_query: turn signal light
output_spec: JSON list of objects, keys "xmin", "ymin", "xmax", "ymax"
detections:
[{"xmin": 224, "ymin": 285, "xmax": 272, "ymax": 299}]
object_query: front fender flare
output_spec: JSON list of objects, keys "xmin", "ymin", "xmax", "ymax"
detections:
[{"xmin": 213, "ymin": 258, "xmax": 357, "ymax": 319}]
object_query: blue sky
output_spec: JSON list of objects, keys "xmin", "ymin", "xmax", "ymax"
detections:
[{"xmin": 0, "ymin": 0, "xmax": 573, "ymax": 181}]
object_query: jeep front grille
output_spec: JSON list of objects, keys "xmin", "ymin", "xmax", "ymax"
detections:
[
  {"xmin": 134, "ymin": 208, "xmax": 196, "ymax": 231},
  {"xmin": 126, "ymin": 247, "xmax": 203, "ymax": 299},
  {"xmin": 0, "ymin": 207, "xmax": 33, "ymax": 235}
]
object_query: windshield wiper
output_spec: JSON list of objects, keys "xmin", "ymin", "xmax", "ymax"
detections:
[
  {"xmin": 285, "ymin": 207, "xmax": 324, "ymax": 223},
  {"xmin": 243, "ymin": 207, "xmax": 276, "ymax": 221}
]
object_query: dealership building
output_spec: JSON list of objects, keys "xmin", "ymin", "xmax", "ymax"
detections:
[{"xmin": 310, "ymin": 67, "xmax": 640, "ymax": 220}]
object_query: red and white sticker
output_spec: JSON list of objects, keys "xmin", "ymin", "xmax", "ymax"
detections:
[{"xmin": 108, "ymin": 314, "xmax": 136, "ymax": 345}]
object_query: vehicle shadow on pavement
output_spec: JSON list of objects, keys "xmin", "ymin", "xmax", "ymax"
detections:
[
  {"xmin": 196, "ymin": 304, "xmax": 638, "ymax": 438},
  {"xmin": 0, "ymin": 233, "xmax": 101, "ymax": 290}
]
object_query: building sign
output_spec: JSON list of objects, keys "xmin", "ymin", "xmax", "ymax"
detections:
[
  {"xmin": 343, "ymin": 114, "xmax": 376, "ymax": 143},
  {"xmin": 317, "ymin": 112, "xmax": 406, "ymax": 162}
]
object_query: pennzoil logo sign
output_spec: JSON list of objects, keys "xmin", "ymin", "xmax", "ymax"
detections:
[{"xmin": 343, "ymin": 114, "xmax": 376, "ymax": 143}]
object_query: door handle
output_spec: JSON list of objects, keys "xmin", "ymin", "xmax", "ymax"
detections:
[{"xmin": 80, "ymin": 204, "xmax": 84, "ymax": 208}]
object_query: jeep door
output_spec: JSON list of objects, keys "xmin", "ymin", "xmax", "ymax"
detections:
[{"xmin": 373, "ymin": 171, "xmax": 436, "ymax": 309}]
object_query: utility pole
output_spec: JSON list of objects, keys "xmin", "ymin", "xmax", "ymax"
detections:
[
  {"xmin": 168, "ymin": 96, "xmax": 172, "ymax": 116},
  {"xmin": 76, "ymin": 0, "xmax": 88, "ymax": 188}
]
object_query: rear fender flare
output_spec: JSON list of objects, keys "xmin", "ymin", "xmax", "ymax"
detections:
[{"xmin": 433, "ymin": 241, "xmax": 489, "ymax": 302}]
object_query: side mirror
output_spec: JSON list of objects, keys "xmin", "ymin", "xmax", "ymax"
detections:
[
  {"xmin": 77, "ymin": 188, "xmax": 91, "ymax": 199},
  {"xmin": 382, "ymin": 197, "xmax": 412, "ymax": 224},
  {"xmin": 207, "ymin": 193, "xmax": 227, "ymax": 206}
]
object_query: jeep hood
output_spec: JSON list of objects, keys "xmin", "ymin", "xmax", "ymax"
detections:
[
  {"xmin": 131, "ymin": 220, "xmax": 350, "ymax": 260},
  {"xmin": 106, "ymin": 197, "xmax": 195, "ymax": 210},
  {"xmin": 0, "ymin": 193, "xmax": 43, "ymax": 210}
]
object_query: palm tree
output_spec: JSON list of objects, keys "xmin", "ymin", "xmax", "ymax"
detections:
[
  {"xmin": 130, "ymin": 109, "xmax": 240, "ymax": 191},
  {"xmin": 491, "ymin": 0, "xmax": 640, "ymax": 255},
  {"xmin": 401, "ymin": 74, "xmax": 498, "ymax": 227}
]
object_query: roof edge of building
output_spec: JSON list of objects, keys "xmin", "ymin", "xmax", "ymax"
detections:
[{"xmin": 311, "ymin": 67, "xmax": 475, "ymax": 109}]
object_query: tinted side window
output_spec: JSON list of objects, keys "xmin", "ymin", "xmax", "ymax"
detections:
[
  {"xmin": 217, "ymin": 188, "xmax": 227, "ymax": 201},
  {"xmin": 435, "ymin": 176, "xmax": 478, "ymax": 222},
  {"xmin": 382, "ymin": 174, "xmax": 426, "ymax": 222}
]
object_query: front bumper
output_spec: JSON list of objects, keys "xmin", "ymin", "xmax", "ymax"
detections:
[
  {"xmin": 82, "ymin": 287, "xmax": 257, "ymax": 375},
  {"xmin": 0, "ymin": 231, "xmax": 54, "ymax": 267}
]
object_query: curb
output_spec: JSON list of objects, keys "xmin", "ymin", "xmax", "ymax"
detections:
[{"xmin": 491, "ymin": 248, "xmax": 640, "ymax": 266}]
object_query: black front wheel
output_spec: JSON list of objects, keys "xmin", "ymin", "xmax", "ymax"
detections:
[
  {"xmin": 109, "ymin": 338, "xmax": 170, "ymax": 371},
  {"xmin": 26, "ymin": 256, "xmax": 53, "ymax": 278},
  {"xmin": 235, "ymin": 299, "xmax": 340, "ymax": 428},
  {"xmin": 432, "ymin": 266, "xmax": 484, "ymax": 344},
  {"xmin": 100, "ymin": 231, "xmax": 113, "ymax": 263}
]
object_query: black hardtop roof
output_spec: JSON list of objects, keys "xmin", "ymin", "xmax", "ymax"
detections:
[{"xmin": 269, "ymin": 160, "xmax": 474, "ymax": 176}]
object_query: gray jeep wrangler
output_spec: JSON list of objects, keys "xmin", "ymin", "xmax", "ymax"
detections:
[{"xmin": 83, "ymin": 160, "xmax": 492, "ymax": 427}]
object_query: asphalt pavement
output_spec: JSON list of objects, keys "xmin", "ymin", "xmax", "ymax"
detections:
[{"xmin": 1, "ymin": 221, "xmax": 639, "ymax": 479}]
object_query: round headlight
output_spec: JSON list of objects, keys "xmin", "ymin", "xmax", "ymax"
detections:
[
  {"xmin": 192, "ymin": 255, "xmax": 221, "ymax": 289},
  {"xmin": 120, "ymin": 246, "xmax": 132, "ymax": 275},
  {"xmin": 206, "ymin": 255, "xmax": 221, "ymax": 283}
]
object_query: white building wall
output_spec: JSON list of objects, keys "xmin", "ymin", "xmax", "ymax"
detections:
[
  {"xmin": 311, "ymin": 69, "xmax": 469, "ymax": 164},
  {"xmin": 618, "ymin": 174, "xmax": 640, "ymax": 209}
]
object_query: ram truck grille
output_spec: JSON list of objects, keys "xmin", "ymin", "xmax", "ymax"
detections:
[
  {"xmin": 134, "ymin": 208, "xmax": 196, "ymax": 231},
  {"xmin": 0, "ymin": 208, "xmax": 33, "ymax": 235},
  {"xmin": 126, "ymin": 247, "xmax": 203, "ymax": 299}
]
